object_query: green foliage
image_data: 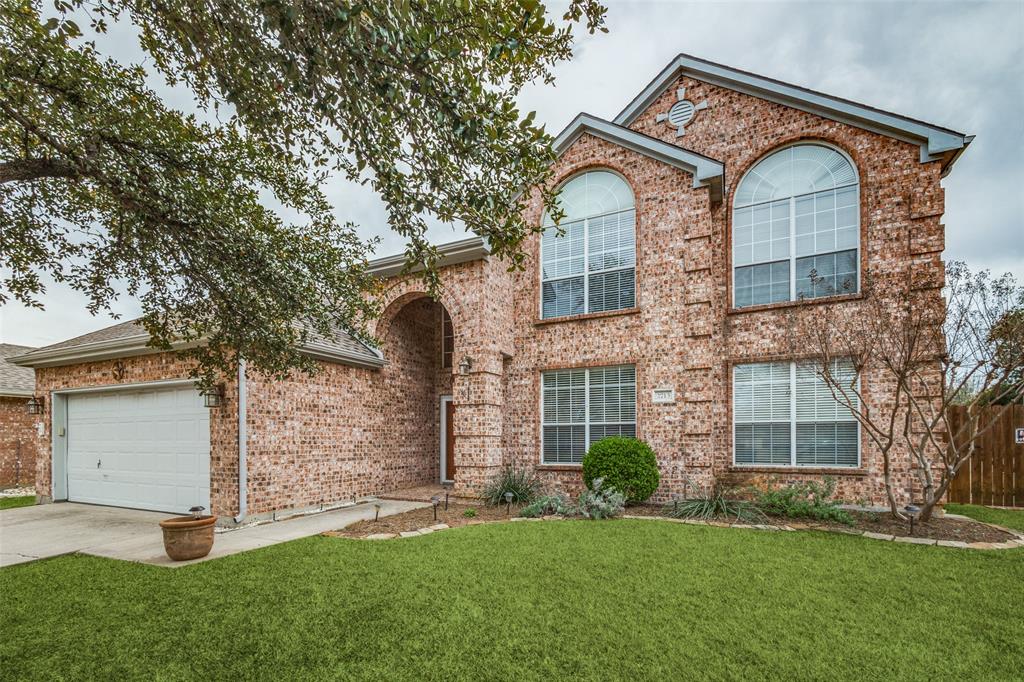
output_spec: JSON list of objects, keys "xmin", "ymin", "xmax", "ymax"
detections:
[
  {"xmin": 575, "ymin": 478, "xmax": 625, "ymax": 519},
  {"xmin": 753, "ymin": 478, "xmax": 853, "ymax": 525},
  {"xmin": 0, "ymin": 0, "xmax": 608, "ymax": 385},
  {"xmin": 666, "ymin": 483, "xmax": 765, "ymax": 523},
  {"xmin": 519, "ymin": 494, "xmax": 572, "ymax": 518},
  {"xmin": 0, "ymin": 495, "xmax": 35, "ymax": 510},
  {"xmin": 945, "ymin": 503, "xmax": 1024, "ymax": 532},
  {"xmin": 461, "ymin": 508, "xmax": 477, "ymax": 519},
  {"xmin": 2, "ymin": 524, "xmax": 1022, "ymax": 680},
  {"xmin": 482, "ymin": 465, "xmax": 542, "ymax": 506},
  {"xmin": 581, "ymin": 436, "xmax": 660, "ymax": 503}
]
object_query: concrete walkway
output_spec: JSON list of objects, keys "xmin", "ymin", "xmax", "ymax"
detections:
[{"xmin": 0, "ymin": 499, "xmax": 428, "ymax": 568}]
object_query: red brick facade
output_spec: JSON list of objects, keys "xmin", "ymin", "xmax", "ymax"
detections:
[
  {"xmin": 26, "ymin": 64, "xmax": 954, "ymax": 517},
  {"xmin": 0, "ymin": 397, "xmax": 38, "ymax": 488}
]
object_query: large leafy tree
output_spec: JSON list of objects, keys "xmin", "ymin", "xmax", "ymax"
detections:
[{"xmin": 0, "ymin": 0, "xmax": 606, "ymax": 383}]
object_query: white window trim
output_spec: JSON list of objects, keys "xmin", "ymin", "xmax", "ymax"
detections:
[
  {"xmin": 732, "ymin": 142, "xmax": 861, "ymax": 308},
  {"xmin": 540, "ymin": 366, "xmax": 637, "ymax": 465},
  {"xmin": 731, "ymin": 361, "xmax": 862, "ymax": 468},
  {"xmin": 539, "ymin": 177, "xmax": 637, "ymax": 320}
]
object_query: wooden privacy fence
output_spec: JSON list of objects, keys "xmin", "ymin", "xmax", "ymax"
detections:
[{"xmin": 946, "ymin": 404, "xmax": 1024, "ymax": 507}]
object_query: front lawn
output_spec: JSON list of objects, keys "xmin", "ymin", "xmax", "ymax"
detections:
[
  {"xmin": 2, "ymin": 521, "xmax": 1021, "ymax": 680},
  {"xmin": 946, "ymin": 503, "xmax": 1024, "ymax": 532},
  {"xmin": 0, "ymin": 495, "xmax": 35, "ymax": 510}
]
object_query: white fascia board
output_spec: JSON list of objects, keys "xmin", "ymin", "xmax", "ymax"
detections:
[
  {"xmin": 614, "ymin": 54, "xmax": 969, "ymax": 166},
  {"xmin": 0, "ymin": 389, "xmax": 33, "ymax": 398},
  {"xmin": 366, "ymin": 236, "xmax": 491, "ymax": 279},
  {"xmin": 553, "ymin": 114, "xmax": 725, "ymax": 202},
  {"xmin": 301, "ymin": 341, "xmax": 385, "ymax": 369}
]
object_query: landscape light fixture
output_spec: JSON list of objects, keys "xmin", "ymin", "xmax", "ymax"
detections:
[
  {"xmin": 26, "ymin": 395, "xmax": 45, "ymax": 415},
  {"xmin": 431, "ymin": 495, "xmax": 441, "ymax": 521},
  {"xmin": 904, "ymin": 505, "xmax": 921, "ymax": 536},
  {"xmin": 374, "ymin": 503, "xmax": 381, "ymax": 522},
  {"xmin": 672, "ymin": 494, "xmax": 680, "ymax": 513},
  {"xmin": 189, "ymin": 505, "xmax": 205, "ymax": 520},
  {"xmin": 504, "ymin": 491, "xmax": 514, "ymax": 516},
  {"xmin": 444, "ymin": 492, "xmax": 449, "ymax": 511},
  {"xmin": 202, "ymin": 384, "xmax": 225, "ymax": 408}
]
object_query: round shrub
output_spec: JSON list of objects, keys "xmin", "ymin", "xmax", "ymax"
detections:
[{"xmin": 582, "ymin": 436, "xmax": 660, "ymax": 503}]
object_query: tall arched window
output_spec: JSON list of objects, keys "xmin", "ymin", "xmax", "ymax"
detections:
[
  {"xmin": 541, "ymin": 171, "xmax": 636, "ymax": 319},
  {"xmin": 733, "ymin": 144, "xmax": 859, "ymax": 308}
]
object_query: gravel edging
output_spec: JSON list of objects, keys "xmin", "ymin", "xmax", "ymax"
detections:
[{"xmin": 333, "ymin": 514, "xmax": 1024, "ymax": 550}]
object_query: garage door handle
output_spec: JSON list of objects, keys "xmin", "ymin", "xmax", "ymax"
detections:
[{"xmin": 97, "ymin": 459, "xmax": 101, "ymax": 468}]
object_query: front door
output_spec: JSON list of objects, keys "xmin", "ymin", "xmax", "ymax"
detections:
[{"xmin": 442, "ymin": 397, "xmax": 455, "ymax": 482}]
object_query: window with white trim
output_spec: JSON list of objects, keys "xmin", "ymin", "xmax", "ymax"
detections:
[
  {"xmin": 542, "ymin": 365, "xmax": 636, "ymax": 464},
  {"xmin": 541, "ymin": 171, "xmax": 636, "ymax": 319},
  {"xmin": 733, "ymin": 360, "xmax": 859, "ymax": 468},
  {"xmin": 733, "ymin": 144, "xmax": 859, "ymax": 308}
]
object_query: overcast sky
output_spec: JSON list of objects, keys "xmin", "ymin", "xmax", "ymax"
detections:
[{"xmin": 2, "ymin": 0, "xmax": 1021, "ymax": 348}]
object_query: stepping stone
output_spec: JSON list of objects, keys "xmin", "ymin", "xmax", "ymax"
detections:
[
  {"xmin": 399, "ymin": 531, "xmax": 421, "ymax": 538},
  {"xmin": 936, "ymin": 540, "xmax": 969, "ymax": 548},
  {"xmin": 862, "ymin": 532, "xmax": 894, "ymax": 541},
  {"xmin": 365, "ymin": 533, "xmax": 397, "ymax": 540},
  {"xmin": 894, "ymin": 536, "xmax": 936, "ymax": 545}
]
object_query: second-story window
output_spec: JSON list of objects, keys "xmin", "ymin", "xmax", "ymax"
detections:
[
  {"xmin": 541, "ymin": 171, "xmax": 636, "ymax": 319},
  {"xmin": 732, "ymin": 144, "xmax": 860, "ymax": 308}
]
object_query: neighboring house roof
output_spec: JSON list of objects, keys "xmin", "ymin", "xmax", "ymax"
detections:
[
  {"xmin": 0, "ymin": 344, "xmax": 36, "ymax": 397},
  {"xmin": 614, "ymin": 53, "xmax": 972, "ymax": 176},
  {"xmin": 552, "ymin": 113, "xmax": 725, "ymax": 202},
  {"xmin": 366, "ymin": 236, "xmax": 491, "ymax": 278},
  {"xmin": 10, "ymin": 319, "xmax": 383, "ymax": 370}
]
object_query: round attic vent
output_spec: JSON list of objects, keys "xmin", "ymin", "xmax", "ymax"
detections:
[{"xmin": 668, "ymin": 99, "xmax": 697, "ymax": 128}]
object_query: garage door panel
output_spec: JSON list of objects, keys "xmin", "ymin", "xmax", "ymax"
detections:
[{"xmin": 67, "ymin": 386, "xmax": 211, "ymax": 514}]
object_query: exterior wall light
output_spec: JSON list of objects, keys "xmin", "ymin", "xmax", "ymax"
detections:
[
  {"xmin": 26, "ymin": 395, "xmax": 45, "ymax": 415},
  {"xmin": 458, "ymin": 355, "xmax": 473, "ymax": 375},
  {"xmin": 202, "ymin": 384, "xmax": 226, "ymax": 408},
  {"xmin": 504, "ymin": 491, "xmax": 514, "ymax": 516}
]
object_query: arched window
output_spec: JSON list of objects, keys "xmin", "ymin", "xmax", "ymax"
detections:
[
  {"xmin": 541, "ymin": 171, "xmax": 636, "ymax": 319},
  {"xmin": 733, "ymin": 144, "xmax": 859, "ymax": 308}
]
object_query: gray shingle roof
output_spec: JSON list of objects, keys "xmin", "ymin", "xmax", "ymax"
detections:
[
  {"xmin": 13, "ymin": 318, "xmax": 381, "ymax": 369},
  {"xmin": 0, "ymin": 344, "xmax": 36, "ymax": 395}
]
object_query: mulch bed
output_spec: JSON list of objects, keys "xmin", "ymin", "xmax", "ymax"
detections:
[
  {"xmin": 329, "ymin": 500, "xmax": 1017, "ymax": 545},
  {"xmin": 329, "ymin": 502, "xmax": 521, "ymax": 537},
  {"xmin": 624, "ymin": 503, "xmax": 1016, "ymax": 543}
]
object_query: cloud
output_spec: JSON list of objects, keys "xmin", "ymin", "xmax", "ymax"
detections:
[{"xmin": 3, "ymin": 0, "xmax": 1020, "ymax": 346}]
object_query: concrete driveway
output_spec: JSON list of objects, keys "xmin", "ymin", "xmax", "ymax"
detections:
[{"xmin": 0, "ymin": 499, "xmax": 427, "ymax": 568}]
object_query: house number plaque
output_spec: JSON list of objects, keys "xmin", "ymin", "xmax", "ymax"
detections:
[{"xmin": 652, "ymin": 387, "xmax": 676, "ymax": 404}]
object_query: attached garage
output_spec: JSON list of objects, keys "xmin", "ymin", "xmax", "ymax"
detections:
[{"xmin": 64, "ymin": 384, "xmax": 210, "ymax": 513}]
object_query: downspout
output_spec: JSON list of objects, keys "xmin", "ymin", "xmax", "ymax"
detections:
[{"xmin": 234, "ymin": 358, "xmax": 248, "ymax": 523}]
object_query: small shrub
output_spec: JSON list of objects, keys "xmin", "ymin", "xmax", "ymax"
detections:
[
  {"xmin": 666, "ymin": 482, "xmax": 765, "ymax": 523},
  {"xmin": 462, "ymin": 508, "xmax": 477, "ymax": 518},
  {"xmin": 582, "ymin": 437, "xmax": 660, "ymax": 504},
  {"xmin": 482, "ymin": 465, "xmax": 542, "ymax": 506},
  {"xmin": 519, "ymin": 494, "xmax": 572, "ymax": 518},
  {"xmin": 754, "ymin": 477, "xmax": 853, "ymax": 524},
  {"xmin": 576, "ymin": 478, "xmax": 625, "ymax": 519}
]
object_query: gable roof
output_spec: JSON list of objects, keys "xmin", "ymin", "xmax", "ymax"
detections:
[
  {"xmin": 553, "ymin": 113, "xmax": 725, "ymax": 202},
  {"xmin": 366, "ymin": 236, "xmax": 490, "ymax": 279},
  {"xmin": 10, "ymin": 319, "xmax": 383, "ymax": 370},
  {"xmin": 614, "ymin": 54, "xmax": 972, "ymax": 176},
  {"xmin": 0, "ymin": 344, "xmax": 36, "ymax": 397}
]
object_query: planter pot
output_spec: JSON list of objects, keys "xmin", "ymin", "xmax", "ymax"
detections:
[{"xmin": 159, "ymin": 515, "xmax": 217, "ymax": 561}]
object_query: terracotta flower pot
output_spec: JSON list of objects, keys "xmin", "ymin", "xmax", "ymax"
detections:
[{"xmin": 159, "ymin": 515, "xmax": 217, "ymax": 561}]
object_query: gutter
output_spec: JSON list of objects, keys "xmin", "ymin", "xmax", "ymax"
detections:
[
  {"xmin": 366, "ymin": 236, "xmax": 490, "ymax": 278},
  {"xmin": 235, "ymin": 358, "xmax": 248, "ymax": 523}
]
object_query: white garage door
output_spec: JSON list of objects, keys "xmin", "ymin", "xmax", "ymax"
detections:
[{"xmin": 66, "ymin": 385, "xmax": 211, "ymax": 513}]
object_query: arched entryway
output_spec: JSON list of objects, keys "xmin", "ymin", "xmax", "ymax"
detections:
[{"xmin": 379, "ymin": 294, "xmax": 457, "ymax": 487}]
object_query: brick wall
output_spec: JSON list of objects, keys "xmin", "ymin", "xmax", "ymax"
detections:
[
  {"xmin": 0, "ymin": 397, "xmax": 38, "ymax": 488},
  {"xmin": 503, "ymin": 74, "xmax": 947, "ymax": 505}
]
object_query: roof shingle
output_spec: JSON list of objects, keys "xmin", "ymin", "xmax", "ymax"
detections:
[{"xmin": 0, "ymin": 344, "xmax": 36, "ymax": 395}]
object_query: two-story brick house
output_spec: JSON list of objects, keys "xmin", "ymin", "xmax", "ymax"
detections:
[{"xmin": 13, "ymin": 55, "xmax": 971, "ymax": 521}]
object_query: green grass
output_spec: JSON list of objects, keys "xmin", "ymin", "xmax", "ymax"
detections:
[
  {"xmin": 946, "ymin": 503, "xmax": 1024, "ymax": 532},
  {"xmin": 2, "ymin": 521, "xmax": 1022, "ymax": 680},
  {"xmin": 0, "ymin": 495, "xmax": 35, "ymax": 510}
]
